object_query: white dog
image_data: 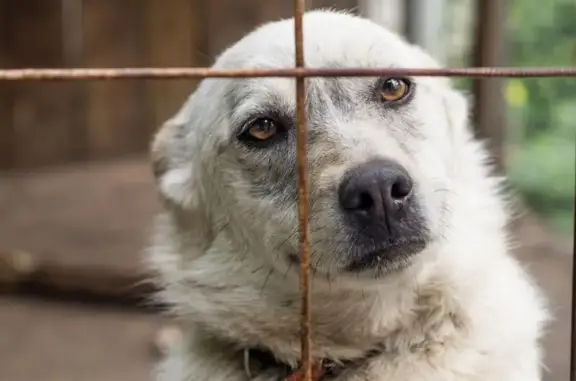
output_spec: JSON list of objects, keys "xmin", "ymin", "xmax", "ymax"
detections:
[{"xmin": 147, "ymin": 10, "xmax": 549, "ymax": 381}]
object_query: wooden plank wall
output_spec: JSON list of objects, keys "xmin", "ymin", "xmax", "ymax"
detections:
[
  {"xmin": 1, "ymin": 1, "xmax": 74, "ymax": 169},
  {"xmin": 0, "ymin": 0, "xmax": 357, "ymax": 171},
  {"xmin": 205, "ymin": 0, "xmax": 358, "ymax": 58},
  {"xmin": 0, "ymin": 1, "xmax": 11, "ymax": 168}
]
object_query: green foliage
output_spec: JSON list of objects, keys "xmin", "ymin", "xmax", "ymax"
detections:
[
  {"xmin": 444, "ymin": 0, "xmax": 575, "ymax": 234},
  {"xmin": 508, "ymin": 133, "xmax": 575, "ymax": 233},
  {"xmin": 505, "ymin": 0, "xmax": 576, "ymax": 234},
  {"xmin": 507, "ymin": 0, "xmax": 576, "ymax": 138}
]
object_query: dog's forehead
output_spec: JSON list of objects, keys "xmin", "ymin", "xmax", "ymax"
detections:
[
  {"xmin": 216, "ymin": 11, "xmax": 439, "ymax": 71},
  {"xmin": 228, "ymin": 76, "xmax": 362, "ymax": 117},
  {"xmin": 220, "ymin": 11, "xmax": 444, "ymax": 119}
]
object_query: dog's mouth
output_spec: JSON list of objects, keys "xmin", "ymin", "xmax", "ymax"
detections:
[
  {"xmin": 344, "ymin": 237, "xmax": 428, "ymax": 273},
  {"xmin": 285, "ymin": 236, "xmax": 428, "ymax": 275}
]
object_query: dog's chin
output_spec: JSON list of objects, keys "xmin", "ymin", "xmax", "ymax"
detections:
[
  {"xmin": 342, "ymin": 240, "xmax": 427, "ymax": 278},
  {"xmin": 285, "ymin": 238, "xmax": 428, "ymax": 281}
]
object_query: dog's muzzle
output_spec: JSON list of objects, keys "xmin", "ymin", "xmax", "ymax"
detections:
[
  {"xmin": 338, "ymin": 158, "xmax": 428, "ymax": 272},
  {"xmin": 339, "ymin": 158, "xmax": 414, "ymax": 221}
]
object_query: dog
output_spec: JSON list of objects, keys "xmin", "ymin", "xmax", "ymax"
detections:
[{"xmin": 147, "ymin": 10, "xmax": 549, "ymax": 381}]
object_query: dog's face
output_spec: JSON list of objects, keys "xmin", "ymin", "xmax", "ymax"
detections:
[{"xmin": 152, "ymin": 11, "xmax": 470, "ymax": 282}]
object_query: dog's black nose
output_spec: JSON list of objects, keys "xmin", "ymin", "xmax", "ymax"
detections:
[{"xmin": 338, "ymin": 159, "xmax": 413, "ymax": 221}]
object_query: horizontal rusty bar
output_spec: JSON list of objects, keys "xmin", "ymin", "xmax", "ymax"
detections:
[{"xmin": 0, "ymin": 67, "xmax": 575, "ymax": 81}]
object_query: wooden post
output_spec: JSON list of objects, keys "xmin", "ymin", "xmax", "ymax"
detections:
[
  {"xmin": 61, "ymin": 0, "xmax": 89, "ymax": 162},
  {"xmin": 141, "ymin": 0, "xmax": 206, "ymax": 131},
  {"xmin": 0, "ymin": 1, "xmax": 14, "ymax": 170},
  {"xmin": 472, "ymin": 0, "xmax": 507, "ymax": 170},
  {"xmin": 206, "ymin": 0, "xmax": 359, "ymax": 61},
  {"xmin": 1, "ymin": 0, "xmax": 74, "ymax": 169},
  {"xmin": 403, "ymin": 0, "xmax": 446, "ymax": 63},
  {"xmin": 82, "ymin": 0, "xmax": 151, "ymax": 160}
]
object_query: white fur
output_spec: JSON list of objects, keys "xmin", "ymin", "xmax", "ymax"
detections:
[{"xmin": 147, "ymin": 10, "xmax": 549, "ymax": 381}]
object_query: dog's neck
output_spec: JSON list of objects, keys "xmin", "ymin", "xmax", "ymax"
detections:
[
  {"xmin": 241, "ymin": 344, "xmax": 384, "ymax": 381},
  {"xmin": 154, "ymin": 227, "xmax": 473, "ymax": 366}
]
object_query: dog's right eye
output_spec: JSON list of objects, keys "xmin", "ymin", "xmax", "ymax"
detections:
[
  {"xmin": 238, "ymin": 117, "xmax": 285, "ymax": 147},
  {"xmin": 379, "ymin": 78, "xmax": 411, "ymax": 103}
]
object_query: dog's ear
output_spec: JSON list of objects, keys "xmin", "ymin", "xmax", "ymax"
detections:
[
  {"xmin": 443, "ymin": 87, "xmax": 471, "ymax": 133},
  {"xmin": 150, "ymin": 103, "xmax": 215, "ymax": 253},
  {"xmin": 406, "ymin": 43, "xmax": 473, "ymax": 143},
  {"xmin": 151, "ymin": 115, "xmax": 202, "ymax": 210},
  {"xmin": 441, "ymin": 86, "xmax": 476, "ymax": 176}
]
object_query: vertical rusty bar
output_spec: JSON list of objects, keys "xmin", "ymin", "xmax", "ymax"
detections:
[{"xmin": 293, "ymin": 0, "xmax": 312, "ymax": 380}]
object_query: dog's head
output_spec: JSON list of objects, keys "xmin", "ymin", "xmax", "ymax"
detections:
[{"xmin": 151, "ymin": 11, "xmax": 474, "ymax": 283}]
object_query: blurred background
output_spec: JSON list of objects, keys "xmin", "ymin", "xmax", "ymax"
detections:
[{"xmin": 0, "ymin": 1, "xmax": 573, "ymax": 380}]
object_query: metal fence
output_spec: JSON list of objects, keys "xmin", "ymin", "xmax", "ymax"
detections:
[{"xmin": 0, "ymin": 0, "xmax": 575, "ymax": 380}]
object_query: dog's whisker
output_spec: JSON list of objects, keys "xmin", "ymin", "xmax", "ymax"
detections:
[
  {"xmin": 259, "ymin": 269, "xmax": 274, "ymax": 294},
  {"xmin": 251, "ymin": 265, "xmax": 265, "ymax": 274},
  {"xmin": 433, "ymin": 188, "xmax": 456, "ymax": 195},
  {"xmin": 275, "ymin": 229, "xmax": 299, "ymax": 251}
]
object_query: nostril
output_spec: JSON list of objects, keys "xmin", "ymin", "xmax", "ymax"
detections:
[
  {"xmin": 390, "ymin": 176, "xmax": 412, "ymax": 200},
  {"xmin": 357, "ymin": 192, "xmax": 374, "ymax": 211},
  {"xmin": 342, "ymin": 191, "xmax": 374, "ymax": 211}
]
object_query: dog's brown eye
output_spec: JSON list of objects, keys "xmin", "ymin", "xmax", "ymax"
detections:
[
  {"xmin": 238, "ymin": 116, "xmax": 288, "ymax": 148},
  {"xmin": 246, "ymin": 118, "xmax": 278, "ymax": 141},
  {"xmin": 380, "ymin": 78, "xmax": 410, "ymax": 102}
]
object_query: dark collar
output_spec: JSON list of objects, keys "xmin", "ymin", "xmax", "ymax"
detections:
[{"xmin": 243, "ymin": 346, "xmax": 383, "ymax": 380}]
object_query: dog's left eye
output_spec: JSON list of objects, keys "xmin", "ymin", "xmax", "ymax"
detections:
[
  {"xmin": 238, "ymin": 117, "xmax": 284, "ymax": 146},
  {"xmin": 379, "ymin": 78, "xmax": 411, "ymax": 102},
  {"xmin": 247, "ymin": 118, "xmax": 278, "ymax": 139}
]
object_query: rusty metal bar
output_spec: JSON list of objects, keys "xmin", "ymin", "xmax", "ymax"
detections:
[
  {"xmin": 293, "ymin": 1, "xmax": 313, "ymax": 380},
  {"xmin": 0, "ymin": 67, "xmax": 575, "ymax": 81}
]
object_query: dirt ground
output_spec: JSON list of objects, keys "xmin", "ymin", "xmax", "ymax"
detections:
[{"xmin": 0, "ymin": 157, "xmax": 572, "ymax": 381}]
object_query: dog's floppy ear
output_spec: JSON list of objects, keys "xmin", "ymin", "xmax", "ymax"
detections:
[
  {"xmin": 441, "ymin": 86, "xmax": 475, "ymax": 175},
  {"xmin": 443, "ymin": 87, "xmax": 471, "ymax": 136},
  {"xmin": 151, "ymin": 114, "xmax": 201, "ymax": 210},
  {"xmin": 150, "ymin": 101, "xmax": 215, "ymax": 253},
  {"xmin": 407, "ymin": 43, "xmax": 473, "ymax": 147}
]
